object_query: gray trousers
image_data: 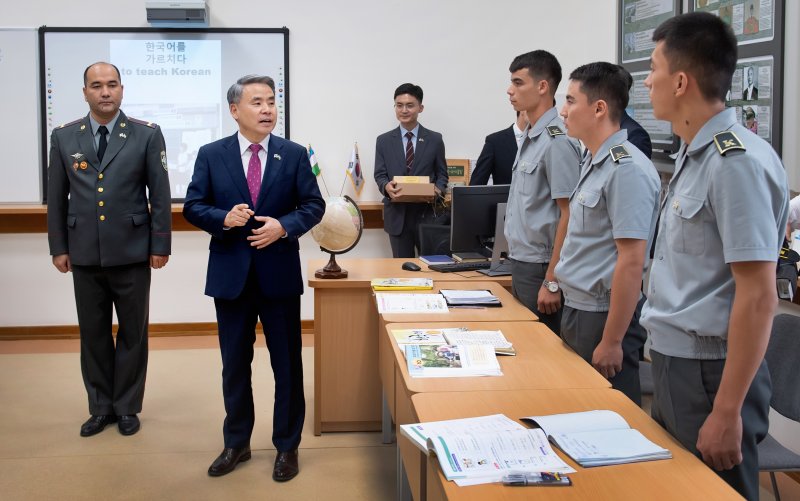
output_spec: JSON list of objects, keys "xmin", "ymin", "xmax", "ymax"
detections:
[
  {"xmin": 650, "ymin": 351, "xmax": 770, "ymax": 501},
  {"xmin": 560, "ymin": 297, "xmax": 647, "ymax": 405},
  {"xmin": 510, "ymin": 258, "xmax": 561, "ymax": 335},
  {"xmin": 72, "ymin": 262, "xmax": 151, "ymax": 416}
]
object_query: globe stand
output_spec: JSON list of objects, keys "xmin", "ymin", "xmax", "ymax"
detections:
[
  {"xmin": 311, "ymin": 195, "xmax": 363, "ymax": 280},
  {"xmin": 315, "ymin": 252, "xmax": 348, "ymax": 279}
]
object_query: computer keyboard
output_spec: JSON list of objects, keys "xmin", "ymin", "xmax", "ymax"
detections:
[{"xmin": 428, "ymin": 261, "xmax": 491, "ymax": 273}]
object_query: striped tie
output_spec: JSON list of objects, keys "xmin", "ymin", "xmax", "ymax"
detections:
[{"xmin": 405, "ymin": 131, "xmax": 414, "ymax": 173}]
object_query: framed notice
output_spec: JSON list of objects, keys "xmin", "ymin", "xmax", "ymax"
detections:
[
  {"xmin": 690, "ymin": 0, "xmax": 784, "ymax": 154},
  {"xmin": 691, "ymin": 0, "xmax": 776, "ymax": 45},
  {"xmin": 619, "ymin": 0, "xmax": 681, "ymax": 63},
  {"xmin": 445, "ymin": 158, "xmax": 470, "ymax": 202}
]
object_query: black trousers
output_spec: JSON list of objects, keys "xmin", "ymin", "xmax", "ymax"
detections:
[
  {"xmin": 650, "ymin": 351, "xmax": 770, "ymax": 501},
  {"xmin": 71, "ymin": 262, "xmax": 151, "ymax": 416},
  {"xmin": 509, "ymin": 258, "xmax": 562, "ymax": 335},
  {"xmin": 560, "ymin": 297, "xmax": 647, "ymax": 406},
  {"xmin": 214, "ymin": 270, "xmax": 305, "ymax": 452},
  {"xmin": 388, "ymin": 203, "xmax": 433, "ymax": 258}
]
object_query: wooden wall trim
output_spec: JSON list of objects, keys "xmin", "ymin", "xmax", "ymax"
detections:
[
  {"xmin": 0, "ymin": 202, "xmax": 384, "ymax": 233},
  {"xmin": 0, "ymin": 320, "xmax": 314, "ymax": 341}
]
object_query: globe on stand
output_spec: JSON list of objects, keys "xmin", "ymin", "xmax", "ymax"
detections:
[{"xmin": 310, "ymin": 195, "xmax": 364, "ymax": 279}]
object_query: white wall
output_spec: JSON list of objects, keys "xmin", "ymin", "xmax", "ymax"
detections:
[
  {"xmin": 0, "ymin": 0, "xmax": 616, "ymax": 326},
  {"xmin": 2, "ymin": 0, "xmax": 797, "ymax": 326}
]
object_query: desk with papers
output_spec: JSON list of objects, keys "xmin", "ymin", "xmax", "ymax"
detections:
[
  {"xmin": 308, "ymin": 258, "xmax": 512, "ymax": 435},
  {"xmin": 413, "ymin": 389, "xmax": 741, "ymax": 500}
]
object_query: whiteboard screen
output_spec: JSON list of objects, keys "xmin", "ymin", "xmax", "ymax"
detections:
[
  {"xmin": 41, "ymin": 27, "xmax": 289, "ymax": 200},
  {"xmin": 0, "ymin": 28, "xmax": 41, "ymax": 203}
]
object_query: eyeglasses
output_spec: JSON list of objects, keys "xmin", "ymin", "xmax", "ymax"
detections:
[{"xmin": 394, "ymin": 103, "xmax": 418, "ymax": 111}]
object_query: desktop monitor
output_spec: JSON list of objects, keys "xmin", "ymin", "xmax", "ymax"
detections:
[{"xmin": 450, "ymin": 184, "xmax": 510, "ymax": 256}]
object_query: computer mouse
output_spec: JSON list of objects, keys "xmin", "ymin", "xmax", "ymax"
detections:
[{"xmin": 402, "ymin": 261, "xmax": 421, "ymax": 272}]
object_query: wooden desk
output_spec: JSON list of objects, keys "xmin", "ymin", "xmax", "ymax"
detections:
[
  {"xmin": 414, "ymin": 389, "xmax": 742, "ymax": 500},
  {"xmin": 379, "ymin": 283, "xmax": 536, "ymax": 436},
  {"xmin": 388, "ymin": 321, "xmax": 611, "ymax": 501},
  {"xmin": 308, "ymin": 258, "xmax": 512, "ymax": 435}
]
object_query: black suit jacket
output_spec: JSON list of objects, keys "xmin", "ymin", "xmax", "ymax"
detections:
[
  {"xmin": 183, "ymin": 133, "xmax": 325, "ymax": 300},
  {"xmin": 620, "ymin": 111, "xmax": 653, "ymax": 159},
  {"xmin": 373, "ymin": 125, "xmax": 447, "ymax": 236},
  {"xmin": 469, "ymin": 125, "xmax": 517, "ymax": 185},
  {"xmin": 47, "ymin": 111, "xmax": 172, "ymax": 266}
]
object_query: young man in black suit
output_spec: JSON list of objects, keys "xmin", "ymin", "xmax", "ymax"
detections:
[
  {"xmin": 470, "ymin": 111, "xmax": 527, "ymax": 185},
  {"xmin": 374, "ymin": 83, "xmax": 448, "ymax": 257}
]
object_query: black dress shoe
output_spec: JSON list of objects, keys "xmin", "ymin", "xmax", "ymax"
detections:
[
  {"xmin": 80, "ymin": 415, "xmax": 117, "ymax": 437},
  {"xmin": 208, "ymin": 447, "xmax": 252, "ymax": 477},
  {"xmin": 272, "ymin": 450, "xmax": 299, "ymax": 482},
  {"xmin": 118, "ymin": 415, "xmax": 140, "ymax": 436}
]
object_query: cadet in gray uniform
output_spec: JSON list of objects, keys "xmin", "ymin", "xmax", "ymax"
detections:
[
  {"xmin": 504, "ymin": 50, "xmax": 581, "ymax": 335},
  {"xmin": 640, "ymin": 14, "xmax": 788, "ymax": 500},
  {"xmin": 554, "ymin": 63, "xmax": 660, "ymax": 405},
  {"xmin": 47, "ymin": 62, "xmax": 172, "ymax": 438}
]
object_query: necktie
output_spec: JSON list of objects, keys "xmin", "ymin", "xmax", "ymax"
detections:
[
  {"xmin": 97, "ymin": 125, "xmax": 108, "ymax": 162},
  {"xmin": 246, "ymin": 143, "xmax": 263, "ymax": 204},
  {"xmin": 405, "ymin": 131, "xmax": 414, "ymax": 173}
]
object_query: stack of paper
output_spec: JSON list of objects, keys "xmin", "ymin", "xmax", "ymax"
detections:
[
  {"xmin": 370, "ymin": 277, "xmax": 433, "ymax": 291},
  {"xmin": 405, "ymin": 344, "xmax": 502, "ymax": 377},
  {"xmin": 523, "ymin": 410, "xmax": 672, "ymax": 467},
  {"xmin": 391, "ymin": 327, "xmax": 464, "ymax": 345},
  {"xmin": 391, "ymin": 328, "xmax": 515, "ymax": 355},
  {"xmin": 399, "ymin": 414, "xmax": 573, "ymax": 486},
  {"xmin": 439, "ymin": 329, "xmax": 515, "ymax": 355},
  {"xmin": 439, "ymin": 289, "xmax": 501, "ymax": 307},
  {"xmin": 375, "ymin": 293, "xmax": 448, "ymax": 314}
]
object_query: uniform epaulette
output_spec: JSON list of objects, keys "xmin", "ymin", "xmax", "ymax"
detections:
[
  {"xmin": 609, "ymin": 144, "xmax": 631, "ymax": 163},
  {"xmin": 58, "ymin": 118, "xmax": 83, "ymax": 129},
  {"xmin": 713, "ymin": 130, "xmax": 745, "ymax": 156},
  {"xmin": 546, "ymin": 125, "xmax": 565, "ymax": 137},
  {"xmin": 127, "ymin": 117, "xmax": 157, "ymax": 128}
]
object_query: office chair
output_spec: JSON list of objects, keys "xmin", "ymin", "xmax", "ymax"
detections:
[
  {"xmin": 418, "ymin": 223, "xmax": 451, "ymax": 256},
  {"xmin": 759, "ymin": 313, "xmax": 800, "ymax": 501}
]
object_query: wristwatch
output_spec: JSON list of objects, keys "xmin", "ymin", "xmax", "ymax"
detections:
[{"xmin": 543, "ymin": 279, "xmax": 560, "ymax": 293}]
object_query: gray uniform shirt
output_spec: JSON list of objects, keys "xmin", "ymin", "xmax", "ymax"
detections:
[
  {"xmin": 640, "ymin": 108, "xmax": 789, "ymax": 359},
  {"xmin": 555, "ymin": 129, "xmax": 660, "ymax": 311},
  {"xmin": 504, "ymin": 107, "xmax": 581, "ymax": 263}
]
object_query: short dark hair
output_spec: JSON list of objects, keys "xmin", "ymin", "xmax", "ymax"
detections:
[
  {"xmin": 394, "ymin": 83, "xmax": 423, "ymax": 103},
  {"xmin": 652, "ymin": 12, "xmax": 737, "ymax": 102},
  {"xmin": 617, "ymin": 65, "xmax": 634, "ymax": 91},
  {"xmin": 569, "ymin": 62, "xmax": 629, "ymax": 123},
  {"xmin": 83, "ymin": 62, "xmax": 122, "ymax": 86},
  {"xmin": 509, "ymin": 50, "xmax": 562, "ymax": 96},
  {"xmin": 227, "ymin": 75, "xmax": 276, "ymax": 105}
]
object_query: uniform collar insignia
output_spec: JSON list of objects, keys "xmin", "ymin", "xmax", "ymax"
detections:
[
  {"xmin": 546, "ymin": 125, "xmax": 565, "ymax": 137},
  {"xmin": 713, "ymin": 131, "xmax": 745, "ymax": 156},
  {"xmin": 609, "ymin": 144, "xmax": 631, "ymax": 163}
]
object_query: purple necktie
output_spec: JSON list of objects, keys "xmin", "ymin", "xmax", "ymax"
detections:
[
  {"xmin": 246, "ymin": 143, "xmax": 263, "ymax": 204},
  {"xmin": 405, "ymin": 131, "xmax": 414, "ymax": 173}
]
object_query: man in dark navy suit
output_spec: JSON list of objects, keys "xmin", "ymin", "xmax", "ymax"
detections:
[
  {"xmin": 618, "ymin": 66, "xmax": 653, "ymax": 158},
  {"xmin": 183, "ymin": 75, "xmax": 325, "ymax": 481},
  {"xmin": 470, "ymin": 111, "xmax": 527, "ymax": 186}
]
